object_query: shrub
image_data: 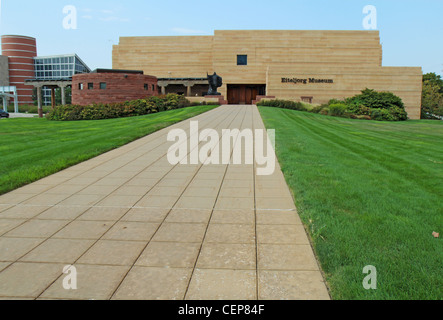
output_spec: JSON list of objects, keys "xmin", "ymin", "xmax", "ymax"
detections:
[
  {"xmin": 328, "ymin": 103, "xmax": 348, "ymax": 117},
  {"xmin": 357, "ymin": 115, "xmax": 372, "ymax": 120},
  {"xmin": 328, "ymin": 98, "xmax": 346, "ymax": 105},
  {"xmin": 257, "ymin": 99, "xmax": 308, "ymax": 111},
  {"xmin": 356, "ymin": 105, "xmax": 372, "ymax": 116},
  {"xmin": 371, "ymin": 108, "xmax": 392, "ymax": 121},
  {"xmin": 310, "ymin": 104, "xmax": 328, "ymax": 114},
  {"xmin": 388, "ymin": 106, "xmax": 408, "ymax": 121},
  {"xmin": 257, "ymin": 89, "xmax": 408, "ymax": 121},
  {"xmin": 346, "ymin": 88, "xmax": 404, "ymax": 110},
  {"xmin": 335, "ymin": 89, "xmax": 407, "ymax": 121},
  {"xmin": 46, "ymin": 94, "xmax": 192, "ymax": 121},
  {"xmin": 370, "ymin": 106, "xmax": 408, "ymax": 121},
  {"xmin": 320, "ymin": 108, "xmax": 329, "ymax": 116}
]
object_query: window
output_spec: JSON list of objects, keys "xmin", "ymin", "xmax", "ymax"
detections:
[
  {"xmin": 152, "ymin": 84, "xmax": 155, "ymax": 91},
  {"xmin": 79, "ymin": 83, "xmax": 84, "ymax": 90},
  {"xmin": 144, "ymin": 84, "xmax": 148, "ymax": 90},
  {"xmin": 88, "ymin": 83, "xmax": 94, "ymax": 90},
  {"xmin": 100, "ymin": 82, "xmax": 107, "ymax": 90},
  {"xmin": 237, "ymin": 55, "xmax": 248, "ymax": 66}
]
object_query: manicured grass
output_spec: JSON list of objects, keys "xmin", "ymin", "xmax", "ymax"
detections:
[
  {"xmin": 259, "ymin": 107, "xmax": 442, "ymax": 300},
  {"xmin": 0, "ymin": 105, "xmax": 218, "ymax": 195}
]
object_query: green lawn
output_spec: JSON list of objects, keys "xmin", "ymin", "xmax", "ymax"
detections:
[
  {"xmin": 0, "ymin": 105, "xmax": 218, "ymax": 195},
  {"xmin": 259, "ymin": 107, "xmax": 442, "ymax": 300}
]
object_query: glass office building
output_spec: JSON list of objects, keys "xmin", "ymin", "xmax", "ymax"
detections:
[{"xmin": 34, "ymin": 54, "xmax": 90, "ymax": 105}]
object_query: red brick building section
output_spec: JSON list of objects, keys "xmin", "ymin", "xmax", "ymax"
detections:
[
  {"xmin": 1, "ymin": 35, "xmax": 37, "ymax": 105},
  {"xmin": 72, "ymin": 69, "xmax": 158, "ymax": 105}
]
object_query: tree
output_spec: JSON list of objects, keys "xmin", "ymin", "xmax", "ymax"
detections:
[
  {"xmin": 421, "ymin": 73, "xmax": 443, "ymax": 119},
  {"xmin": 423, "ymin": 72, "xmax": 443, "ymax": 93}
]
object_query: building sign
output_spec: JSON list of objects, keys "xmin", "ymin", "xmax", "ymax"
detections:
[{"xmin": 282, "ymin": 78, "xmax": 334, "ymax": 84}]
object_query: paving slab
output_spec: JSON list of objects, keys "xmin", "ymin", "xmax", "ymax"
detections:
[{"xmin": 0, "ymin": 105, "xmax": 330, "ymax": 300}]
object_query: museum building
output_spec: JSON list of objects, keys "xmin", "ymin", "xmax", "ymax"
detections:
[{"xmin": 112, "ymin": 30, "xmax": 423, "ymax": 119}]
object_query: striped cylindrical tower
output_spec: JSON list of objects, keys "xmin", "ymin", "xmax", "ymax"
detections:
[{"xmin": 1, "ymin": 35, "xmax": 37, "ymax": 105}]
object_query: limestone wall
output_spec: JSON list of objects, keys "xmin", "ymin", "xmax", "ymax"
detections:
[
  {"xmin": 267, "ymin": 65, "xmax": 423, "ymax": 119},
  {"xmin": 112, "ymin": 30, "xmax": 422, "ymax": 119}
]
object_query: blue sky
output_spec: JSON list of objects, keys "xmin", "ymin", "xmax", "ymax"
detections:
[{"xmin": 0, "ymin": 0, "xmax": 442, "ymax": 74}]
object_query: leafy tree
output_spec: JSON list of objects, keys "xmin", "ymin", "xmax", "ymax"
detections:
[
  {"xmin": 421, "ymin": 79, "xmax": 443, "ymax": 119},
  {"xmin": 423, "ymin": 72, "xmax": 443, "ymax": 93}
]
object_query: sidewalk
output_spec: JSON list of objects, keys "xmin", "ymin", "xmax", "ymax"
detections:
[
  {"xmin": 0, "ymin": 105, "xmax": 330, "ymax": 300},
  {"xmin": 7, "ymin": 113, "xmax": 38, "ymax": 118}
]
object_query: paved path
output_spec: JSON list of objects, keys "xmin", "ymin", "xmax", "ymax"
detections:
[
  {"xmin": 6, "ymin": 113, "xmax": 37, "ymax": 119},
  {"xmin": 0, "ymin": 105, "xmax": 330, "ymax": 300}
]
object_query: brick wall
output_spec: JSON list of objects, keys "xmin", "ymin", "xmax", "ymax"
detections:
[
  {"xmin": 72, "ymin": 73, "xmax": 158, "ymax": 105},
  {"xmin": 1, "ymin": 35, "xmax": 37, "ymax": 105}
]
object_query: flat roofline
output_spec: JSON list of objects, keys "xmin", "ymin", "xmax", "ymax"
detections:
[
  {"xmin": 34, "ymin": 54, "xmax": 91, "ymax": 72},
  {"xmin": 25, "ymin": 78, "xmax": 72, "ymax": 82},
  {"xmin": 119, "ymin": 29, "xmax": 380, "ymax": 39},
  {"xmin": 35, "ymin": 53, "xmax": 78, "ymax": 58},
  {"xmin": 1, "ymin": 35, "xmax": 36, "ymax": 39},
  {"xmin": 158, "ymin": 77, "xmax": 207, "ymax": 81},
  {"xmin": 91, "ymin": 68, "xmax": 144, "ymax": 74}
]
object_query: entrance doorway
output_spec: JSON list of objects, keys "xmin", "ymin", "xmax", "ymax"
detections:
[{"xmin": 227, "ymin": 84, "xmax": 266, "ymax": 104}]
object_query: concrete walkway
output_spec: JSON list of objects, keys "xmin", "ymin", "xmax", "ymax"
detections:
[
  {"xmin": 0, "ymin": 105, "xmax": 330, "ymax": 300},
  {"xmin": 5, "ymin": 113, "xmax": 37, "ymax": 119}
]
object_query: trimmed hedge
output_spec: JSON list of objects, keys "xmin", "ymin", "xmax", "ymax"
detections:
[
  {"xmin": 46, "ymin": 94, "xmax": 191, "ymax": 121},
  {"xmin": 256, "ymin": 99, "xmax": 308, "ymax": 111}
]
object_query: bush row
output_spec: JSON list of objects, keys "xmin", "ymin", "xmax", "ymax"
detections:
[
  {"xmin": 3, "ymin": 104, "xmax": 52, "ymax": 114},
  {"xmin": 189, "ymin": 101, "xmax": 221, "ymax": 107},
  {"xmin": 46, "ymin": 94, "xmax": 192, "ymax": 121},
  {"xmin": 258, "ymin": 89, "xmax": 409, "ymax": 121},
  {"xmin": 256, "ymin": 99, "xmax": 308, "ymax": 112}
]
